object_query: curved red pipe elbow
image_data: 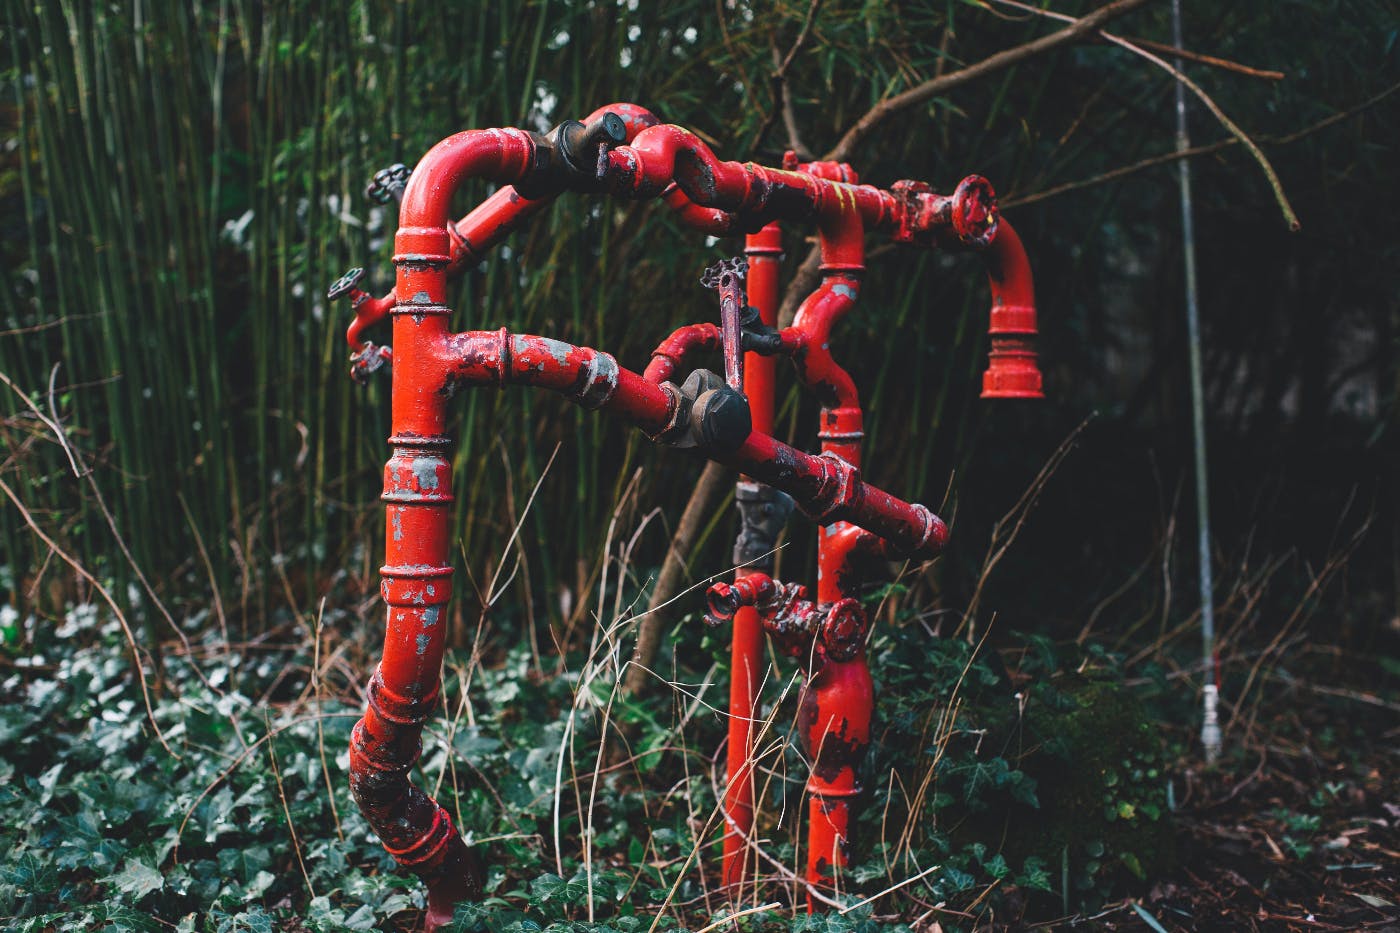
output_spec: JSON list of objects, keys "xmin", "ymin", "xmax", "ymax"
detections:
[
  {"xmin": 349, "ymin": 105, "xmax": 663, "ymax": 353},
  {"xmin": 661, "ymin": 184, "xmax": 737, "ymax": 235},
  {"xmin": 787, "ymin": 279, "xmax": 861, "ymax": 409},
  {"xmin": 346, "ymin": 292, "xmax": 397, "ymax": 352},
  {"xmin": 398, "ymin": 129, "xmax": 538, "ymax": 234},
  {"xmin": 643, "ymin": 322, "xmax": 721, "ymax": 383},
  {"xmin": 982, "ymin": 219, "xmax": 1043, "ymax": 399}
]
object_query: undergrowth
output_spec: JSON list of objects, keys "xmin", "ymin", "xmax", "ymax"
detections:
[{"xmin": 0, "ymin": 574, "xmax": 1183, "ymax": 932}]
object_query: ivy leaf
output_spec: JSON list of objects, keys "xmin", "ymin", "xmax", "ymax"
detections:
[{"xmin": 111, "ymin": 857, "xmax": 164, "ymax": 900}]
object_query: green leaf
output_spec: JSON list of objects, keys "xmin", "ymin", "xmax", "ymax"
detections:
[{"xmin": 111, "ymin": 857, "xmax": 165, "ymax": 900}]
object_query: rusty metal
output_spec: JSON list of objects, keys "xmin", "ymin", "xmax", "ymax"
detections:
[
  {"xmin": 699, "ymin": 256, "xmax": 750, "ymax": 390},
  {"xmin": 337, "ymin": 104, "xmax": 1038, "ymax": 927}
]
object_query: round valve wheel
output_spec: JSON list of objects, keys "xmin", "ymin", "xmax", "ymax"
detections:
[
  {"xmin": 949, "ymin": 175, "xmax": 998, "ymax": 249},
  {"xmin": 327, "ymin": 267, "xmax": 366, "ymax": 301},
  {"xmin": 819, "ymin": 598, "xmax": 867, "ymax": 661}
]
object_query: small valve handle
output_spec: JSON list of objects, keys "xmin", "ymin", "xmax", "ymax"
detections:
[
  {"xmin": 366, "ymin": 164, "xmax": 412, "ymax": 205},
  {"xmin": 818, "ymin": 598, "xmax": 868, "ymax": 662},
  {"xmin": 327, "ymin": 266, "xmax": 367, "ymax": 303},
  {"xmin": 349, "ymin": 342, "xmax": 392, "ymax": 385},
  {"xmin": 700, "ymin": 256, "xmax": 749, "ymax": 391},
  {"xmin": 705, "ymin": 575, "xmax": 778, "ymax": 626}
]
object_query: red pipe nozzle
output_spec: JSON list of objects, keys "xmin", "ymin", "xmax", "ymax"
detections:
[{"xmin": 981, "ymin": 220, "xmax": 1044, "ymax": 400}]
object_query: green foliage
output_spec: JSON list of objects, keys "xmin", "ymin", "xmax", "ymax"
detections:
[
  {"xmin": 855, "ymin": 622, "xmax": 1174, "ymax": 916},
  {"xmin": 0, "ymin": 589, "xmax": 1180, "ymax": 929}
]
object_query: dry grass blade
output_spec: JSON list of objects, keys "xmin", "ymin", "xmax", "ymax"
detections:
[
  {"xmin": 0, "ymin": 474, "xmax": 175, "ymax": 758},
  {"xmin": 960, "ymin": 419, "xmax": 1089, "ymax": 641}
]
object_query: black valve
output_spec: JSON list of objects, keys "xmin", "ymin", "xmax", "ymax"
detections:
[
  {"xmin": 682, "ymin": 369, "xmax": 751, "ymax": 454},
  {"xmin": 652, "ymin": 368, "xmax": 752, "ymax": 454},
  {"xmin": 327, "ymin": 266, "xmax": 367, "ymax": 302},
  {"xmin": 366, "ymin": 164, "xmax": 412, "ymax": 205},
  {"xmin": 518, "ymin": 112, "xmax": 628, "ymax": 199},
  {"xmin": 739, "ymin": 305, "xmax": 784, "ymax": 355}
]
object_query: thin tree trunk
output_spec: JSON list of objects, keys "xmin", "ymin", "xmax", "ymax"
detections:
[{"xmin": 623, "ymin": 459, "xmax": 731, "ymax": 694}]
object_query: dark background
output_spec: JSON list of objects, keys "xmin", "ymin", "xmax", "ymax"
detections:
[{"xmin": 2, "ymin": 0, "xmax": 1396, "ymax": 731}]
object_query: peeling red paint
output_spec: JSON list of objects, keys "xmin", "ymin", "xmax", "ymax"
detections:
[{"xmin": 337, "ymin": 105, "xmax": 1037, "ymax": 927}]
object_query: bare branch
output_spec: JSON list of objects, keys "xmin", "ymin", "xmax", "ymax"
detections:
[
  {"xmin": 1003, "ymin": 79, "xmax": 1400, "ymax": 209},
  {"xmin": 823, "ymin": 0, "xmax": 1154, "ymax": 163},
  {"xmin": 987, "ymin": 0, "xmax": 1300, "ymax": 230},
  {"xmin": 1115, "ymin": 34, "xmax": 1285, "ymax": 81},
  {"xmin": 749, "ymin": 0, "xmax": 822, "ymax": 159}
]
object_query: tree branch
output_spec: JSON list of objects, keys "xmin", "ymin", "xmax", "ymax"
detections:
[
  {"xmin": 1115, "ymin": 34, "xmax": 1284, "ymax": 81},
  {"xmin": 987, "ymin": 0, "xmax": 1300, "ymax": 230},
  {"xmin": 823, "ymin": 0, "xmax": 1154, "ymax": 163},
  {"xmin": 1001, "ymin": 79, "xmax": 1400, "ymax": 209}
]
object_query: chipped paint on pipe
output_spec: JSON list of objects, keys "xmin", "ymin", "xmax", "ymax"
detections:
[{"xmin": 345, "ymin": 105, "xmax": 1021, "ymax": 927}]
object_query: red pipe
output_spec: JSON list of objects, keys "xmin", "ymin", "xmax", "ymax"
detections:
[
  {"xmin": 643, "ymin": 322, "xmax": 721, "ymax": 384},
  {"xmin": 347, "ymin": 107, "xmax": 1024, "ymax": 926},
  {"xmin": 601, "ymin": 125, "xmax": 996, "ymax": 247},
  {"xmin": 981, "ymin": 219, "xmax": 1043, "ymax": 399},
  {"xmin": 349, "ymin": 127, "xmax": 539, "ymax": 932},
  {"xmin": 722, "ymin": 222, "xmax": 783, "ymax": 892},
  {"xmin": 804, "ymin": 200, "xmax": 872, "ymax": 896}
]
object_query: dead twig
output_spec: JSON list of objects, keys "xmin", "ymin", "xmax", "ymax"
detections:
[
  {"xmin": 824, "ymin": 0, "xmax": 1153, "ymax": 164},
  {"xmin": 0, "ymin": 475, "xmax": 174, "ymax": 757},
  {"xmin": 985, "ymin": 0, "xmax": 1301, "ymax": 230}
]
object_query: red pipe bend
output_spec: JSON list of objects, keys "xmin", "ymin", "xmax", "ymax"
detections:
[
  {"xmin": 350, "ymin": 105, "xmax": 666, "ymax": 353},
  {"xmin": 981, "ymin": 219, "xmax": 1043, "ymax": 399},
  {"xmin": 643, "ymin": 322, "xmax": 721, "ymax": 383}
]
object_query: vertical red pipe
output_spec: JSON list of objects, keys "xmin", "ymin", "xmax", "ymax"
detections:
[
  {"xmin": 981, "ymin": 220, "xmax": 1043, "ymax": 399},
  {"xmin": 800, "ymin": 210, "xmax": 873, "ymax": 900},
  {"xmin": 723, "ymin": 223, "xmax": 783, "ymax": 893},
  {"xmin": 351, "ymin": 226, "xmax": 480, "ymax": 930},
  {"xmin": 349, "ymin": 128, "xmax": 536, "ymax": 932}
]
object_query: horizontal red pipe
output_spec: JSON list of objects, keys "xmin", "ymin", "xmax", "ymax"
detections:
[{"xmin": 432, "ymin": 329, "xmax": 947, "ymax": 558}]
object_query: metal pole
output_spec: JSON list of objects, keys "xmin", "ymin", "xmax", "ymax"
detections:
[{"xmin": 1172, "ymin": 0, "xmax": 1220, "ymax": 763}]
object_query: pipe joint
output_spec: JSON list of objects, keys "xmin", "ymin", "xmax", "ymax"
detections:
[
  {"xmin": 798, "ymin": 451, "xmax": 861, "ymax": 524},
  {"xmin": 890, "ymin": 175, "xmax": 999, "ymax": 250},
  {"xmin": 705, "ymin": 575, "xmax": 867, "ymax": 666},
  {"xmin": 516, "ymin": 112, "xmax": 629, "ymax": 199},
  {"xmin": 733, "ymin": 480, "xmax": 795, "ymax": 570},
  {"xmin": 651, "ymin": 369, "xmax": 751, "ymax": 454}
]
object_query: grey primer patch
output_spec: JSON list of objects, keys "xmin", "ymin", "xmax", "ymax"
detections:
[
  {"xmin": 535, "ymin": 336, "xmax": 575, "ymax": 367},
  {"xmin": 416, "ymin": 632, "xmax": 431, "ymax": 655},
  {"xmin": 411, "ymin": 290, "xmax": 433, "ymax": 304},
  {"xmin": 391, "ymin": 508, "xmax": 404, "ymax": 541},
  {"xmin": 410, "ymin": 457, "xmax": 440, "ymax": 490},
  {"xmin": 422, "ymin": 607, "xmax": 440, "ymax": 626},
  {"xmin": 832, "ymin": 283, "xmax": 858, "ymax": 300},
  {"xmin": 575, "ymin": 353, "xmax": 620, "ymax": 409}
]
